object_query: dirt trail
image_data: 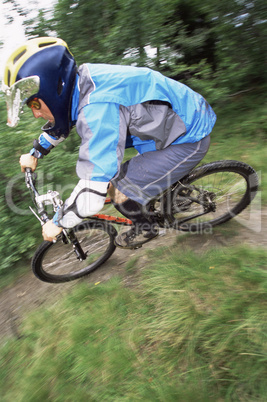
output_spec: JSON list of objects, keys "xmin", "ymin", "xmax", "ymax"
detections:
[{"xmin": 0, "ymin": 208, "xmax": 266, "ymax": 343}]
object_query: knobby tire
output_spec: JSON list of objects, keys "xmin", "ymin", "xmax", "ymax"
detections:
[
  {"xmin": 32, "ymin": 220, "xmax": 117, "ymax": 283},
  {"xmin": 172, "ymin": 160, "xmax": 259, "ymax": 232}
]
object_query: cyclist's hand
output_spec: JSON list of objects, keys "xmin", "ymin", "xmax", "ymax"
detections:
[
  {"xmin": 20, "ymin": 153, "xmax": 38, "ymax": 172},
  {"xmin": 42, "ymin": 220, "xmax": 63, "ymax": 242}
]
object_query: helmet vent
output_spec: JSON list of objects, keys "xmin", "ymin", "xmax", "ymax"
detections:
[
  {"xmin": 38, "ymin": 41, "xmax": 57, "ymax": 48},
  {"xmin": 7, "ymin": 70, "xmax": 11, "ymax": 86},
  {"xmin": 57, "ymin": 78, "xmax": 64, "ymax": 95},
  {"xmin": 13, "ymin": 49, "xmax": 26, "ymax": 65}
]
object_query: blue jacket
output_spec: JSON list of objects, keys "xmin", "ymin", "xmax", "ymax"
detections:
[{"xmin": 33, "ymin": 63, "xmax": 216, "ymax": 182}]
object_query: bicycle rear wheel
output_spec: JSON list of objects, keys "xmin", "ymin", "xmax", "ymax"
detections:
[
  {"xmin": 32, "ymin": 220, "xmax": 117, "ymax": 283},
  {"xmin": 172, "ymin": 160, "xmax": 258, "ymax": 232}
]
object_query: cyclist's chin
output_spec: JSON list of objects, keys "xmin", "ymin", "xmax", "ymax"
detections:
[
  {"xmin": 41, "ymin": 114, "xmax": 54, "ymax": 123},
  {"xmin": 42, "ymin": 120, "xmax": 55, "ymax": 131}
]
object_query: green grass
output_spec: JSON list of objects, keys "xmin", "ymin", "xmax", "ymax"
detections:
[{"xmin": 1, "ymin": 245, "xmax": 266, "ymax": 401}]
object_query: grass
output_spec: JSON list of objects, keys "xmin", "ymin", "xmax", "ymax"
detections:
[{"xmin": 0, "ymin": 244, "xmax": 266, "ymax": 401}]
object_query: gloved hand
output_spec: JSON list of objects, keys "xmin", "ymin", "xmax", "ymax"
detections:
[
  {"xmin": 42, "ymin": 220, "xmax": 63, "ymax": 242},
  {"xmin": 19, "ymin": 153, "xmax": 38, "ymax": 172}
]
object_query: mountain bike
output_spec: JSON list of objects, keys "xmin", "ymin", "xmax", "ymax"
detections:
[{"xmin": 25, "ymin": 160, "xmax": 259, "ymax": 283}]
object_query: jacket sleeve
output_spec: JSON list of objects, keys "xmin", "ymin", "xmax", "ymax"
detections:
[
  {"xmin": 30, "ymin": 132, "xmax": 65, "ymax": 158},
  {"xmin": 76, "ymin": 102, "xmax": 127, "ymax": 182}
]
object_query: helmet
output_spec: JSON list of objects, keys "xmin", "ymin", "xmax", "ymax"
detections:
[{"xmin": 2, "ymin": 37, "xmax": 77, "ymax": 138}]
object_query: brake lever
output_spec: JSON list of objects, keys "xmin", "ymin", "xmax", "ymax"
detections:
[
  {"xmin": 29, "ymin": 206, "xmax": 44, "ymax": 225},
  {"xmin": 25, "ymin": 167, "xmax": 37, "ymax": 189},
  {"xmin": 25, "ymin": 167, "xmax": 32, "ymax": 187}
]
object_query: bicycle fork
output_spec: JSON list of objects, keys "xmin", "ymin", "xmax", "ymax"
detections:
[{"xmin": 61, "ymin": 229, "xmax": 87, "ymax": 261}]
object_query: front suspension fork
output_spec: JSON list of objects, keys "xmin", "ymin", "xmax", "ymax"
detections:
[{"xmin": 61, "ymin": 229, "xmax": 87, "ymax": 261}]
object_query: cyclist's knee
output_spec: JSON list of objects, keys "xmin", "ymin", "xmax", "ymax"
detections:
[{"xmin": 108, "ymin": 183, "xmax": 128, "ymax": 204}]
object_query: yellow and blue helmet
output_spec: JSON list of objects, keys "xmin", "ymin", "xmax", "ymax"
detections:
[{"xmin": 2, "ymin": 37, "xmax": 77, "ymax": 138}]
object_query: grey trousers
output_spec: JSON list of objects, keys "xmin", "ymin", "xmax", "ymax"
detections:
[{"xmin": 111, "ymin": 135, "xmax": 210, "ymax": 205}]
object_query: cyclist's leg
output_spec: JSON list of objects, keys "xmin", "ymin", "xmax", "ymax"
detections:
[
  {"xmin": 111, "ymin": 135, "xmax": 210, "ymax": 248},
  {"xmin": 111, "ymin": 196, "xmax": 159, "ymax": 248},
  {"xmin": 112, "ymin": 135, "xmax": 210, "ymax": 205}
]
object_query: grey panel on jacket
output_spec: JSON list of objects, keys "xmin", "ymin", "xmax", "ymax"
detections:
[
  {"xmin": 76, "ymin": 108, "xmax": 96, "ymax": 179},
  {"xmin": 127, "ymin": 102, "xmax": 186, "ymax": 150},
  {"xmin": 78, "ymin": 64, "xmax": 95, "ymax": 111}
]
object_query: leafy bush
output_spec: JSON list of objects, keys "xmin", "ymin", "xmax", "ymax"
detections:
[{"xmin": 0, "ymin": 95, "xmax": 78, "ymax": 275}]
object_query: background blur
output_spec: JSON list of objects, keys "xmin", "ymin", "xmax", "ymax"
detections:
[
  {"xmin": 0, "ymin": 2, "xmax": 266, "ymax": 400},
  {"xmin": 1, "ymin": 0, "xmax": 266, "ymax": 99}
]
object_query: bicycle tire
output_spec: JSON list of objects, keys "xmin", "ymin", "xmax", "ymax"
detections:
[
  {"xmin": 32, "ymin": 220, "xmax": 117, "ymax": 283},
  {"xmin": 171, "ymin": 160, "xmax": 259, "ymax": 232}
]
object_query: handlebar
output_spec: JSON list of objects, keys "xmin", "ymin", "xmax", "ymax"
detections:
[
  {"xmin": 25, "ymin": 168, "xmax": 62, "ymax": 225},
  {"xmin": 25, "ymin": 168, "xmax": 39, "ymax": 197}
]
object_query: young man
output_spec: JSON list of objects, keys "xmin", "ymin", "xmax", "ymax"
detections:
[{"xmin": 2, "ymin": 37, "xmax": 216, "ymax": 249}]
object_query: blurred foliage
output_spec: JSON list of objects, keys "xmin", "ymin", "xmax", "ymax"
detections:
[
  {"xmin": 23, "ymin": 0, "xmax": 267, "ymax": 100},
  {"xmin": 0, "ymin": 94, "xmax": 78, "ymax": 274}
]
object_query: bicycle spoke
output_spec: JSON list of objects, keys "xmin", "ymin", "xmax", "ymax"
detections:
[{"xmin": 40, "ymin": 226, "xmax": 113, "ymax": 277}]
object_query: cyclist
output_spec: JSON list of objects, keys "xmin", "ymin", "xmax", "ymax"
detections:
[{"xmin": 2, "ymin": 37, "xmax": 216, "ymax": 249}]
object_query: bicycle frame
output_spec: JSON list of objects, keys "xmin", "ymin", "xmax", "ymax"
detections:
[
  {"xmin": 25, "ymin": 168, "xmax": 217, "ymax": 241},
  {"xmin": 92, "ymin": 198, "xmax": 133, "ymax": 226},
  {"xmin": 27, "ymin": 159, "xmax": 258, "ymax": 283}
]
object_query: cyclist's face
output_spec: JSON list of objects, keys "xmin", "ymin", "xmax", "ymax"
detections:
[{"xmin": 30, "ymin": 99, "xmax": 54, "ymax": 124}]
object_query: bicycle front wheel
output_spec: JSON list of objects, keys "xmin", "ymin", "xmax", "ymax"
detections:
[
  {"xmin": 32, "ymin": 220, "xmax": 117, "ymax": 283},
  {"xmin": 172, "ymin": 160, "xmax": 259, "ymax": 232}
]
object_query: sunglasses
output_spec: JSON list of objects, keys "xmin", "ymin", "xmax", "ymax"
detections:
[{"xmin": 27, "ymin": 97, "xmax": 41, "ymax": 110}]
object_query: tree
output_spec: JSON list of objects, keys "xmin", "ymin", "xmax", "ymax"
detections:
[
  {"xmin": 203, "ymin": 0, "xmax": 267, "ymax": 91},
  {"xmin": 23, "ymin": 0, "xmax": 267, "ymax": 96}
]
